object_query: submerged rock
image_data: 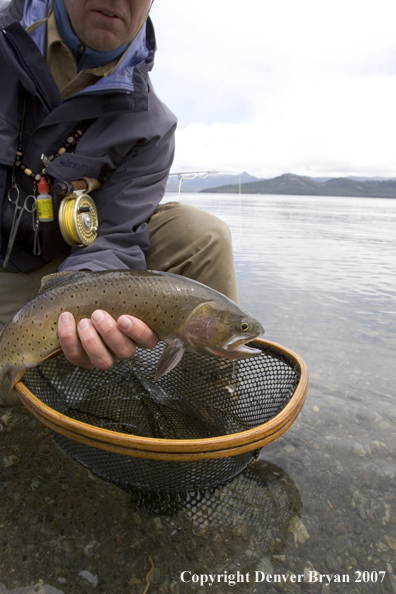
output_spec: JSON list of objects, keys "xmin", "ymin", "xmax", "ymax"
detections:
[
  {"xmin": 78, "ymin": 570, "xmax": 98, "ymax": 587},
  {"xmin": 288, "ymin": 517, "xmax": 310, "ymax": 545},
  {"xmin": 352, "ymin": 442, "xmax": 366, "ymax": 457}
]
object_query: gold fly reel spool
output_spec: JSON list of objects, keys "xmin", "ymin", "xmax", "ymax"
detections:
[{"xmin": 59, "ymin": 193, "xmax": 99, "ymax": 247}]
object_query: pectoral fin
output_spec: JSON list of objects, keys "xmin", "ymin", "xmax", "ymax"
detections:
[{"xmin": 155, "ymin": 339, "xmax": 186, "ymax": 380}]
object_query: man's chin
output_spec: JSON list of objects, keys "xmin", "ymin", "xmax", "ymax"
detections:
[{"xmin": 81, "ymin": 20, "xmax": 131, "ymax": 52}]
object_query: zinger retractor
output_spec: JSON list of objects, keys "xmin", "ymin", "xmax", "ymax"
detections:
[{"xmin": 58, "ymin": 192, "xmax": 99, "ymax": 247}]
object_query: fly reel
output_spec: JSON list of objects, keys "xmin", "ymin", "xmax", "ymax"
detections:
[{"xmin": 58, "ymin": 193, "xmax": 99, "ymax": 247}]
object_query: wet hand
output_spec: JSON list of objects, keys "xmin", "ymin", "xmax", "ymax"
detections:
[{"xmin": 57, "ymin": 310, "xmax": 158, "ymax": 370}]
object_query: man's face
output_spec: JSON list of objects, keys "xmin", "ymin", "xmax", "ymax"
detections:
[{"xmin": 63, "ymin": 0, "xmax": 152, "ymax": 52}]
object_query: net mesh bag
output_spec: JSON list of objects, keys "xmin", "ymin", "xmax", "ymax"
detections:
[
  {"xmin": 126, "ymin": 462, "xmax": 303, "ymax": 591},
  {"xmin": 20, "ymin": 340, "xmax": 303, "ymax": 493}
]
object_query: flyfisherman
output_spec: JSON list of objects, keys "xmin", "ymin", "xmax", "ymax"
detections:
[{"xmin": 0, "ymin": 0, "xmax": 238, "ymax": 404}]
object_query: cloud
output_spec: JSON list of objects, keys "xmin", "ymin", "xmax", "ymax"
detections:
[
  {"xmin": 172, "ymin": 75, "xmax": 396, "ymax": 178},
  {"xmin": 150, "ymin": 0, "xmax": 396, "ymax": 177}
]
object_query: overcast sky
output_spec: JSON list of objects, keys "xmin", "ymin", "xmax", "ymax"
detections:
[
  {"xmin": 150, "ymin": 0, "xmax": 396, "ymax": 179},
  {"xmin": 1, "ymin": 0, "xmax": 394, "ymax": 178}
]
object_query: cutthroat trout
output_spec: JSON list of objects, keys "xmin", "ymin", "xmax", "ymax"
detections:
[{"xmin": 0, "ymin": 270, "xmax": 264, "ymax": 393}]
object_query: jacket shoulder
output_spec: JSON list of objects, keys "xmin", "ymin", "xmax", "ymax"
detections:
[{"xmin": 0, "ymin": 0, "xmax": 25, "ymax": 26}]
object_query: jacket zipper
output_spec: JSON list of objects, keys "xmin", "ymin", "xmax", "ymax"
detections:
[
  {"xmin": 61, "ymin": 89, "xmax": 133, "ymax": 104},
  {"xmin": 2, "ymin": 28, "xmax": 52, "ymax": 112}
]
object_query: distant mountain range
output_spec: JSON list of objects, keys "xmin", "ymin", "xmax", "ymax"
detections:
[{"xmin": 199, "ymin": 173, "xmax": 396, "ymax": 198}]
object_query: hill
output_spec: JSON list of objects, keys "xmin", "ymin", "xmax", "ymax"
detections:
[{"xmin": 200, "ymin": 173, "xmax": 396, "ymax": 198}]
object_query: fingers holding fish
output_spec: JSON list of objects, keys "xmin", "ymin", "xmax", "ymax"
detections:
[
  {"xmin": 91, "ymin": 310, "xmax": 140, "ymax": 360},
  {"xmin": 58, "ymin": 309, "xmax": 159, "ymax": 372},
  {"xmin": 76, "ymin": 316, "xmax": 116, "ymax": 370},
  {"xmin": 117, "ymin": 315, "xmax": 159, "ymax": 350},
  {"xmin": 81, "ymin": 311, "xmax": 158, "ymax": 368},
  {"xmin": 58, "ymin": 312, "xmax": 95, "ymax": 369}
]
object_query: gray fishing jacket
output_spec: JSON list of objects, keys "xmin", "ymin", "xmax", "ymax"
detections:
[{"xmin": 0, "ymin": 0, "xmax": 177, "ymax": 273}]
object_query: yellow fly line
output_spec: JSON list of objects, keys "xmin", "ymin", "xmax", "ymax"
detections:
[
  {"xmin": 169, "ymin": 170, "xmax": 244, "ymax": 239},
  {"xmin": 169, "ymin": 171, "xmax": 233, "ymax": 201}
]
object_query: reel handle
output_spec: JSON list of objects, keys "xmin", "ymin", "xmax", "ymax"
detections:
[{"xmin": 53, "ymin": 177, "xmax": 102, "ymax": 195}]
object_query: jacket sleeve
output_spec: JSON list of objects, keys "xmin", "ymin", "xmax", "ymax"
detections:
[{"xmin": 57, "ymin": 114, "xmax": 176, "ymax": 273}]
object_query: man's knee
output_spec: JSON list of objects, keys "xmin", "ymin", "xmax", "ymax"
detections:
[
  {"xmin": 147, "ymin": 202, "xmax": 238, "ymax": 300},
  {"xmin": 150, "ymin": 201, "xmax": 232, "ymax": 251}
]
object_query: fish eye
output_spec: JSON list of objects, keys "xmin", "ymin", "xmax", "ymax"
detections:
[{"xmin": 240, "ymin": 322, "xmax": 250, "ymax": 332}]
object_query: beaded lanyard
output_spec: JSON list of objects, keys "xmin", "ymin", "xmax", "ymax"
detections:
[{"xmin": 14, "ymin": 93, "xmax": 87, "ymax": 183}]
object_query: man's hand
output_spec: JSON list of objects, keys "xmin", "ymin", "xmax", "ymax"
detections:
[{"xmin": 57, "ymin": 310, "xmax": 158, "ymax": 370}]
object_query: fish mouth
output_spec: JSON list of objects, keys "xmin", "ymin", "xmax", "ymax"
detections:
[
  {"xmin": 231, "ymin": 342, "xmax": 262, "ymax": 356},
  {"xmin": 208, "ymin": 334, "xmax": 263, "ymax": 358}
]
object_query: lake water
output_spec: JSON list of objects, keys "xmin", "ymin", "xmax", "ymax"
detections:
[{"xmin": 1, "ymin": 193, "xmax": 395, "ymax": 594}]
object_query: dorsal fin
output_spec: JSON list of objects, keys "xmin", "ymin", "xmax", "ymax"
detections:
[{"xmin": 38, "ymin": 271, "xmax": 88, "ymax": 295}]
